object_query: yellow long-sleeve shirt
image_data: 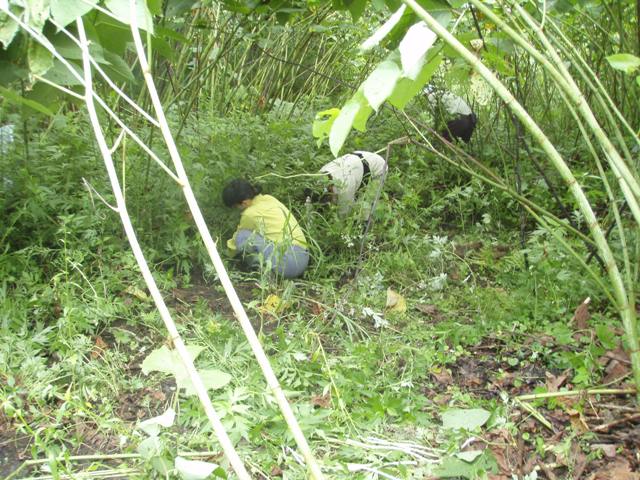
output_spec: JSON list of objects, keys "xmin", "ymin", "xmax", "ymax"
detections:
[{"xmin": 226, "ymin": 194, "xmax": 308, "ymax": 254}]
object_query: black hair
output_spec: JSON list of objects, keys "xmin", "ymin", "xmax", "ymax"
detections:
[
  {"xmin": 442, "ymin": 112, "xmax": 477, "ymax": 144},
  {"xmin": 222, "ymin": 178, "xmax": 262, "ymax": 207}
]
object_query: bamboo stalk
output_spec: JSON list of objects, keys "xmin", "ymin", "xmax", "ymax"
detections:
[
  {"xmin": 76, "ymin": 18, "xmax": 251, "ymax": 480},
  {"xmin": 127, "ymin": 3, "xmax": 325, "ymax": 478},
  {"xmin": 473, "ymin": 0, "xmax": 640, "ymax": 224},
  {"xmin": 402, "ymin": 0, "xmax": 640, "ymax": 401},
  {"xmin": 511, "ymin": 3, "xmax": 640, "ymax": 227}
]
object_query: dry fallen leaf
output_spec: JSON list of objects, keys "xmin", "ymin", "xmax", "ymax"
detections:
[
  {"xmin": 415, "ymin": 303, "xmax": 444, "ymax": 321},
  {"xmin": 310, "ymin": 393, "xmax": 331, "ymax": 409},
  {"xmin": 567, "ymin": 409, "xmax": 589, "ymax": 434},
  {"xmin": 545, "ymin": 371, "xmax": 568, "ymax": 393},
  {"xmin": 602, "ymin": 359, "xmax": 630, "ymax": 384},
  {"xmin": 385, "ymin": 288, "xmax": 407, "ymax": 313},
  {"xmin": 590, "ymin": 459, "xmax": 640, "ymax": 480},
  {"xmin": 124, "ymin": 285, "xmax": 150, "ymax": 302},
  {"xmin": 571, "ymin": 297, "xmax": 591, "ymax": 329},
  {"xmin": 310, "ymin": 302, "xmax": 324, "ymax": 316},
  {"xmin": 431, "ymin": 367, "xmax": 453, "ymax": 386},
  {"xmin": 90, "ymin": 336, "xmax": 108, "ymax": 359}
]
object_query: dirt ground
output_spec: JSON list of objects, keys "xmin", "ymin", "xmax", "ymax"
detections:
[{"xmin": 2, "ymin": 283, "xmax": 638, "ymax": 479}]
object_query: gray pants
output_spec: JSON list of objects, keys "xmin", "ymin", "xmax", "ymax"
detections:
[{"xmin": 235, "ymin": 229, "xmax": 309, "ymax": 279}]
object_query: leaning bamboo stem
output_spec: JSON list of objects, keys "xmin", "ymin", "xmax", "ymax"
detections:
[
  {"xmin": 76, "ymin": 19, "xmax": 251, "ymax": 480},
  {"xmin": 404, "ymin": 118, "xmax": 616, "ymax": 304},
  {"xmin": 402, "ymin": 0, "xmax": 640, "ymax": 401},
  {"xmin": 512, "ymin": 3, "xmax": 640, "ymax": 227},
  {"xmin": 127, "ymin": 2, "xmax": 325, "ymax": 478},
  {"xmin": 546, "ymin": 21, "xmax": 637, "ymax": 161},
  {"xmin": 474, "ymin": 0, "xmax": 640, "ymax": 220},
  {"xmin": 546, "ymin": 19, "xmax": 640, "ymax": 150}
]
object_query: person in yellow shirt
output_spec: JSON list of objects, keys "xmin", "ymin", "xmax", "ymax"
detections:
[{"xmin": 222, "ymin": 179, "xmax": 309, "ymax": 279}]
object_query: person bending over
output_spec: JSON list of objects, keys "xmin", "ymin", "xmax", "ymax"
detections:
[
  {"xmin": 425, "ymin": 88, "xmax": 477, "ymax": 144},
  {"xmin": 305, "ymin": 151, "xmax": 388, "ymax": 216},
  {"xmin": 222, "ymin": 179, "xmax": 309, "ymax": 279}
]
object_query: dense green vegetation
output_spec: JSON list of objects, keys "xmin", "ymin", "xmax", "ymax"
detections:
[{"xmin": 1, "ymin": 0, "xmax": 639, "ymax": 478}]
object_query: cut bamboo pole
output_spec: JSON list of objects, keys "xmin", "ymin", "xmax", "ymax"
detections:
[
  {"xmin": 127, "ymin": 2, "xmax": 325, "ymax": 478},
  {"xmin": 76, "ymin": 19, "xmax": 252, "ymax": 480}
]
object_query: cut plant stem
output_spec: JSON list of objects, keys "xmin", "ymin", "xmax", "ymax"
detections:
[
  {"xmin": 514, "ymin": 398, "xmax": 555, "ymax": 431},
  {"xmin": 517, "ymin": 388, "xmax": 636, "ymax": 401}
]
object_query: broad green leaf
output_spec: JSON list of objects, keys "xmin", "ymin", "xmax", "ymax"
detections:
[
  {"xmin": 636, "ymin": 75, "xmax": 640, "ymax": 87},
  {"xmin": 50, "ymin": 0, "xmax": 97, "ymax": 28},
  {"xmin": 345, "ymin": 0, "xmax": 367, "ymax": 22},
  {"xmin": 398, "ymin": 21, "xmax": 436, "ymax": 79},
  {"xmin": 0, "ymin": 85, "xmax": 54, "ymax": 115},
  {"xmin": 156, "ymin": 26, "xmax": 188, "ymax": 43},
  {"xmin": 142, "ymin": 344, "xmax": 204, "ymax": 375},
  {"xmin": 388, "ymin": 52, "xmax": 442, "ymax": 109},
  {"xmin": 42, "ymin": 58, "xmax": 83, "ymax": 86},
  {"xmin": 442, "ymin": 408, "xmax": 491, "ymax": 430},
  {"xmin": 182, "ymin": 369, "xmax": 232, "ymax": 396},
  {"xmin": 137, "ymin": 436, "xmax": 163, "ymax": 459},
  {"xmin": 0, "ymin": 5, "xmax": 21, "ymax": 48},
  {"xmin": 363, "ymin": 60, "xmax": 401, "ymax": 111},
  {"xmin": 141, "ymin": 345, "xmax": 232, "ymax": 396},
  {"xmin": 0, "ymin": 60, "xmax": 28, "ymax": 85},
  {"xmin": 360, "ymin": 4, "xmax": 406, "ymax": 51},
  {"xmin": 28, "ymin": 39, "xmax": 53, "ymax": 76},
  {"xmin": 165, "ymin": 0, "xmax": 197, "ymax": 16},
  {"xmin": 151, "ymin": 35, "xmax": 175, "ymax": 60},
  {"xmin": 51, "ymin": 32, "xmax": 108, "ymax": 63},
  {"xmin": 352, "ymin": 90, "xmax": 373, "ymax": 131},
  {"xmin": 105, "ymin": 0, "xmax": 154, "ymax": 33},
  {"xmin": 442, "ymin": 32, "xmax": 481, "ymax": 58},
  {"xmin": 455, "ymin": 450, "xmax": 483, "ymax": 462},
  {"xmin": 606, "ymin": 53, "xmax": 640, "ymax": 74},
  {"xmin": 25, "ymin": 0, "xmax": 50, "ymax": 33},
  {"xmin": 147, "ymin": 0, "xmax": 163, "ymax": 15},
  {"xmin": 482, "ymin": 49, "xmax": 514, "ymax": 77},
  {"xmin": 175, "ymin": 457, "xmax": 218, "ymax": 480},
  {"xmin": 151, "ymin": 457, "xmax": 173, "ymax": 477},
  {"xmin": 102, "ymin": 50, "xmax": 136, "ymax": 83},
  {"xmin": 434, "ymin": 453, "xmax": 497, "ymax": 479},
  {"xmin": 312, "ymin": 107, "xmax": 339, "ymax": 146},
  {"xmin": 138, "ymin": 408, "xmax": 176, "ymax": 437},
  {"xmin": 329, "ymin": 99, "xmax": 360, "ymax": 156}
]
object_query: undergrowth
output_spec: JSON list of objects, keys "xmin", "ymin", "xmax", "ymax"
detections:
[{"xmin": 0, "ymin": 105, "xmax": 626, "ymax": 479}]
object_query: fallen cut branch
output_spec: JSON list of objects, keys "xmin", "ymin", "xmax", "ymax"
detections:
[
  {"xmin": 592, "ymin": 412, "xmax": 640, "ymax": 432},
  {"xmin": 516, "ymin": 388, "xmax": 636, "ymax": 402}
]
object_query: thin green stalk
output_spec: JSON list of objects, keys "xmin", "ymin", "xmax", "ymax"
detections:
[
  {"xmin": 546, "ymin": 18, "xmax": 640, "ymax": 150},
  {"xmin": 558, "ymin": 84, "xmax": 635, "ymax": 300}
]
